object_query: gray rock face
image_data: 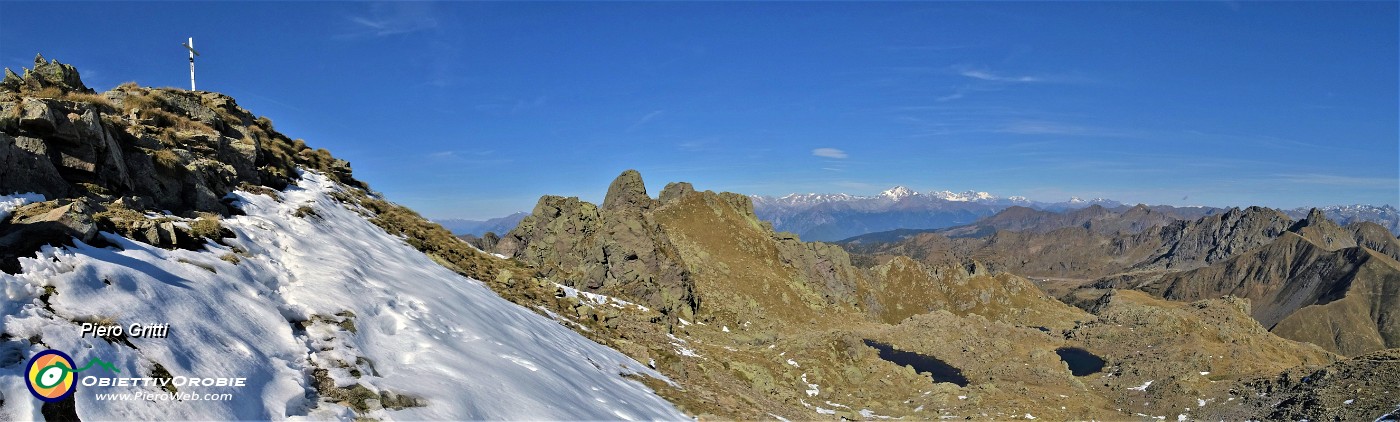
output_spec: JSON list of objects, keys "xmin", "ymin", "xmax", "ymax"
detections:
[
  {"xmin": 1134, "ymin": 206, "xmax": 1292, "ymax": 271},
  {"xmin": 497, "ymin": 170, "xmax": 699, "ymax": 320},
  {"xmin": 774, "ymin": 236, "xmax": 862, "ymax": 308},
  {"xmin": 0, "ymin": 132, "xmax": 72, "ymax": 199}
]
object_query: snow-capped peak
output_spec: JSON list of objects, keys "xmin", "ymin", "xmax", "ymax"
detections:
[
  {"xmin": 881, "ymin": 186, "xmax": 916, "ymax": 200},
  {"xmin": 1068, "ymin": 196, "xmax": 1085, "ymax": 204},
  {"xmin": 928, "ymin": 190, "xmax": 996, "ymax": 202}
]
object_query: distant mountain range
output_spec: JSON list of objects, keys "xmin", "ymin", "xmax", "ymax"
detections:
[
  {"xmin": 747, "ymin": 186, "xmax": 1399, "ymax": 241},
  {"xmin": 1282, "ymin": 204, "xmax": 1400, "ymax": 234},
  {"xmin": 436, "ymin": 212, "xmax": 529, "ymax": 236},
  {"xmin": 749, "ymin": 186, "xmax": 1121, "ymax": 242},
  {"xmin": 445, "ymin": 189, "xmax": 1399, "ymax": 242}
]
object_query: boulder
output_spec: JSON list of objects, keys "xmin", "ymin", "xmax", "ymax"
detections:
[
  {"xmin": 0, "ymin": 199, "xmax": 98, "ymax": 272},
  {"xmin": 0, "ymin": 132, "xmax": 71, "ymax": 198}
]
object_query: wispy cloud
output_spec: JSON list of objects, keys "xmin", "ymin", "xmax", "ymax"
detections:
[
  {"xmin": 1182, "ymin": 130, "xmax": 1323, "ymax": 150},
  {"xmin": 345, "ymin": 3, "xmax": 439, "ymax": 38},
  {"xmin": 958, "ymin": 68, "xmax": 1042, "ymax": 83},
  {"xmin": 426, "ymin": 150, "xmax": 513, "ymax": 165},
  {"xmin": 676, "ymin": 138, "xmax": 717, "ymax": 152},
  {"xmin": 812, "ymin": 148, "xmax": 848, "ymax": 159},
  {"xmin": 881, "ymin": 45, "xmax": 969, "ymax": 53},
  {"xmin": 952, "ymin": 64, "xmax": 1094, "ymax": 85},
  {"xmin": 997, "ymin": 120, "xmax": 1130, "ymax": 137},
  {"xmin": 834, "ymin": 181, "xmax": 877, "ymax": 190},
  {"xmin": 1272, "ymin": 173, "xmax": 1398, "ymax": 188},
  {"xmin": 474, "ymin": 95, "xmax": 549, "ymax": 114},
  {"xmin": 626, "ymin": 110, "xmax": 664, "ymax": 132}
]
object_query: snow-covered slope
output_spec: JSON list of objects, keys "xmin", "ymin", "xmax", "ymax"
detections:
[{"xmin": 0, "ymin": 172, "xmax": 685, "ymax": 420}]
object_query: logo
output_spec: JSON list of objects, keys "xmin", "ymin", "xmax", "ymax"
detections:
[
  {"xmin": 27, "ymin": 350, "xmax": 76, "ymax": 402},
  {"xmin": 26, "ymin": 349, "xmax": 120, "ymax": 402}
]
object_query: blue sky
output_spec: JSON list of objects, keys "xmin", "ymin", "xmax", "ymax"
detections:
[{"xmin": 2, "ymin": 2, "xmax": 1396, "ymax": 219}]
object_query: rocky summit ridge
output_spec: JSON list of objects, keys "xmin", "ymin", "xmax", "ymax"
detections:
[{"xmin": 0, "ymin": 54, "xmax": 361, "ymax": 271}]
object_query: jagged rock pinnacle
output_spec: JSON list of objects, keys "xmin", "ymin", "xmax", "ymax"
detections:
[{"xmin": 602, "ymin": 169, "xmax": 654, "ymax": 212}]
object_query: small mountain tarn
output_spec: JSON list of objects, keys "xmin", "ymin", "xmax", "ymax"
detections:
[
  {"xmin": 862, "ymin": 339, "xmax": 969, "ymax": 387},
  {"xmin": 1054, "ymin": 347, "xmax": 1105, "ymax": 376}
]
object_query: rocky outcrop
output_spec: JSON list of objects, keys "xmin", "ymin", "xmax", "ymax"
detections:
[
  {"xmin": 0, "ymin": 56, "xmax": 361, "ymax": 272},
  {"xmin": 497, "ymin": 171, "xmax": 698, "ymax": 321},
  {"xmin": 499, "ymin": 170, "xmax": 886, "ymax": 327},
  {"xmin": 0, "ymin": 54, "xmax": 90, "ymax": 93}
]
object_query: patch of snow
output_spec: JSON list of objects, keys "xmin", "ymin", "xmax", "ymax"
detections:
[
  {"xmin": 1177, "ymin": 414, "xmax": 1187, "ymax": 421},
  {"xmin": 0, "ymin": 172, "xmax": 683, "ymax": 420},
  {"xmin": 1025, "ymin": 413, "xmax": 1036, "ymax": 420},
  {"xmin": 1199, "ymin": 371, "xmax": 1210, "ymax": 376},
  {"xmin": 1198, "ymin": 399, "xmax": 1207, "ymax": 406},
  {"xmin": 491, "ymin": 253, "xmax": 508, "ymax": 259},
  {"xmin": 678, "ymin": 318, "xmax": 692, "ymax": 326},
  {"xmin": 787, "ymin": 359, "xmax": 800, "ymax": 367},
  {"xmin": 825, "ymin": 401, "xmax": 849, "ymax": 409},
  {"xmin": 1344, "ymin": 399, "xmax": 1354, "ymax": 405},
  {"xmin": 0, "ymin": 192, "xmax": 44, "ymax": 222},
  {"xmin": 1128, "ymin": 380, "xmax": 1154, "ymax": 391},
  {"xmin": 666, "ymin": 334, "xmax": 701, "ymax": 358},
  {"xmin": 861, "ymin": 408, "xmax": 893, "ymax": 419},
  {"xmin": 768, "ymin": 413, "xmax": 791, "ymax": 422},
  {"xmin": 802, "ymin": 373, "xmax": 819, "ymax": 397},
  {"xmin": 721, "ymin": 325, "xmax": 729, "ymax": 332},
  {"xmin": 555, "ymin": 282, "xmax": 650, "ymax": 311},
  {"xmin": 958, "ymin": 395, "xmax": 967, "ymax": 400}
]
